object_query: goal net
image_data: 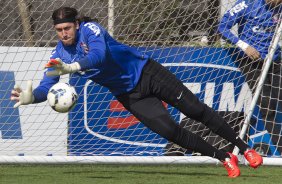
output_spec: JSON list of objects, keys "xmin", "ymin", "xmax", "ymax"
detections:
[{"xmin": 0, "ymin": 0, "xmax": 281, "ymax": 165}]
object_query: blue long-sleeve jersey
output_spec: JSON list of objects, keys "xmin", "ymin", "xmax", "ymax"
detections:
[
  {"xmin": 218, "ymin": 0, "xmax": 281, "ymax": 60},
  {"xmin": 33, "ymin": 22, "xmax": 149, "ymax": 103}
]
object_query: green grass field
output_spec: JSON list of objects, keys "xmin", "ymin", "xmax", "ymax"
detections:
[{"xmin": 0, "ymin": 164, "xmax": 281, "ymax": 184}]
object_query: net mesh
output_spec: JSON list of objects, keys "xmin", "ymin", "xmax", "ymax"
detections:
[{"xmin": 0, "ymin": 0, "xmax": 281, "ymax": 160}]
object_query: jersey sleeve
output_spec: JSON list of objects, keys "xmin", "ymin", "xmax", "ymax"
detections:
[
  {"xmin": 76, "ymin": 22, "xmax": 107, "ymax": 71},
  {"xmin": 32, "ymin": 49, "xmax": 60, "ymax": 103},
  {"xmin": 217, "ymin": 0, "xmax": 248, "ymax": 45}
]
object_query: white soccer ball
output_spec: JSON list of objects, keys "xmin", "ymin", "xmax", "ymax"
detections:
[{"xmin": 47, "ymin": 83, "xmax": 78, "ymax": 113}]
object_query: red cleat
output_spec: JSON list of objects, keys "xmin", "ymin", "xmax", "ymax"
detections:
[
  {"xmin": 244, "ymin": 149, "xmax": 263, "ymax": 168},
  {"xmin": 223, "ymin": 153, "xmax": 240, "ymax": 178}
]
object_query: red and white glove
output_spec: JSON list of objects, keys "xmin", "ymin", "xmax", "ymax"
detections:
[
  {"xmin": 44, "ymin": 58, "xmax": 81, "ymax": 76},
  {"xmin": 11, "ymin": 80, "xmax": 34, "ymax": 108}
]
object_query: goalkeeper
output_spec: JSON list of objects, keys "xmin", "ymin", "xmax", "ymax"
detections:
[
  {"xmin": 218, "ymin": 0, "xmax": 282, "ymax": 154},
  {"xmin": 11, "ymin": 7, "xmax": 262, "ymax": 178}
]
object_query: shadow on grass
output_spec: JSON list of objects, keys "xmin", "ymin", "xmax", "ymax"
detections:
[
  {"xmin": 62, "ymin": 170, "xmax": 268, "ymax": 179},
  {"xmin": 85, "ymin": 176, "xmax": 115, "ymax": 179}
]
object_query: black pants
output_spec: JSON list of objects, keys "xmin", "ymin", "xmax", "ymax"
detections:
[
  {"xmin": 236, "ymin": 57, "xmax": 282, "ymax": 153},
  {"xmin": 116, "ymin": 59, "xmax": 228, "ymax": 152}
]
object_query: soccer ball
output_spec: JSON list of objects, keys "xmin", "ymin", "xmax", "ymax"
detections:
[{"xmin": 47, "ymin": 83, "xmax": 78, "ymax": 113}]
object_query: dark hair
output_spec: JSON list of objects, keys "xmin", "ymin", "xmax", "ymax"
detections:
[{"xmin": 52, "ymin": 7, "xmax": 98, "ymax": 25}]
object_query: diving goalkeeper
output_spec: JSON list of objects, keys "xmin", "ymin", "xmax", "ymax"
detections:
[
  {"xmin": 11, "ymin": 7, "xmax": 263, "ymax": 178},
  {"xmin": 218, "ymin": 0, "xmax": 282, "ymax": 154}
]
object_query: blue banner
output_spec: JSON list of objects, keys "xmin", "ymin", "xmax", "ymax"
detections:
[
  {"xmin": 0, "ymin": 71, "xmax": 22, "ymax": 139},
  {"xmin": 68, "ymin": 47, "xmax": 277, "ymax": 156}
]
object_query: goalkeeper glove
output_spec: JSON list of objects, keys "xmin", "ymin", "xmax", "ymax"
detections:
[
  {"xmin": 11, "ymin": 80, "xmax": 34, "ymax": 108},
  {"xmin": 44, "ymin": 58, "xmax": 81, "ymax": 76}
]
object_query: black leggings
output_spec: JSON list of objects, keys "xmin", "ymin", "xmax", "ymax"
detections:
[{"xmin": 116, "ymin": 59, "xmax": 245, "ymax": 159}]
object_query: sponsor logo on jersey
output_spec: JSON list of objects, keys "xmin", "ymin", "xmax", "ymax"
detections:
[
  {"xmin": 229, "ymin": 1, "xmax": 248, "ymax": 16},
  {"xmin": 80, "ymin": 42, "xmax": 89, "ymax": 54},
  {"xmin": 252, "ymin": 25, "xmax": 276, "ymax": 33}
]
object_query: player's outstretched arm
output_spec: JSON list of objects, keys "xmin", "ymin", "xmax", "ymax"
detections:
[
  {"xmin": 45, "ymin": 58, "xmax": 81, "ymax": 76},
  {"xmin": 11, "ymin": 80, "xmax": 35, "ymax": 108}
]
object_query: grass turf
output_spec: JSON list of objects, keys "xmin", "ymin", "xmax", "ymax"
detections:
[{"xmin": 0, "ymin": 164, "xmax": 281, "ymax": 184}]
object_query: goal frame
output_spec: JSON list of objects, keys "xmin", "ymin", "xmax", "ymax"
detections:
[{"xmin": 1, "ymin": 0, "xmax": 282, "ymax": 166}]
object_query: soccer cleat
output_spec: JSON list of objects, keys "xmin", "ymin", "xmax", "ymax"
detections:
[
  {"xmin": 244, "ymin": 149, "xmax": 263, "ymax": 168},
  {"xmin": 223, "ymin": 153, "xmax": 240, "ymax": 178}
]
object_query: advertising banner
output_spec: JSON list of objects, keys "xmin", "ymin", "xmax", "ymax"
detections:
[
  {"xmin": 68, "ymin": 47, "xmax": 278, "ymax": 156},
  {"xmin": 0, "ymin": 47, "xmax": 67, "ymax": 156}
]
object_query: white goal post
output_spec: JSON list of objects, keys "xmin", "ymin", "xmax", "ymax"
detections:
[{"xmin": 0, "ymin": 0, "xmax": 282, "ymax": 165}]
